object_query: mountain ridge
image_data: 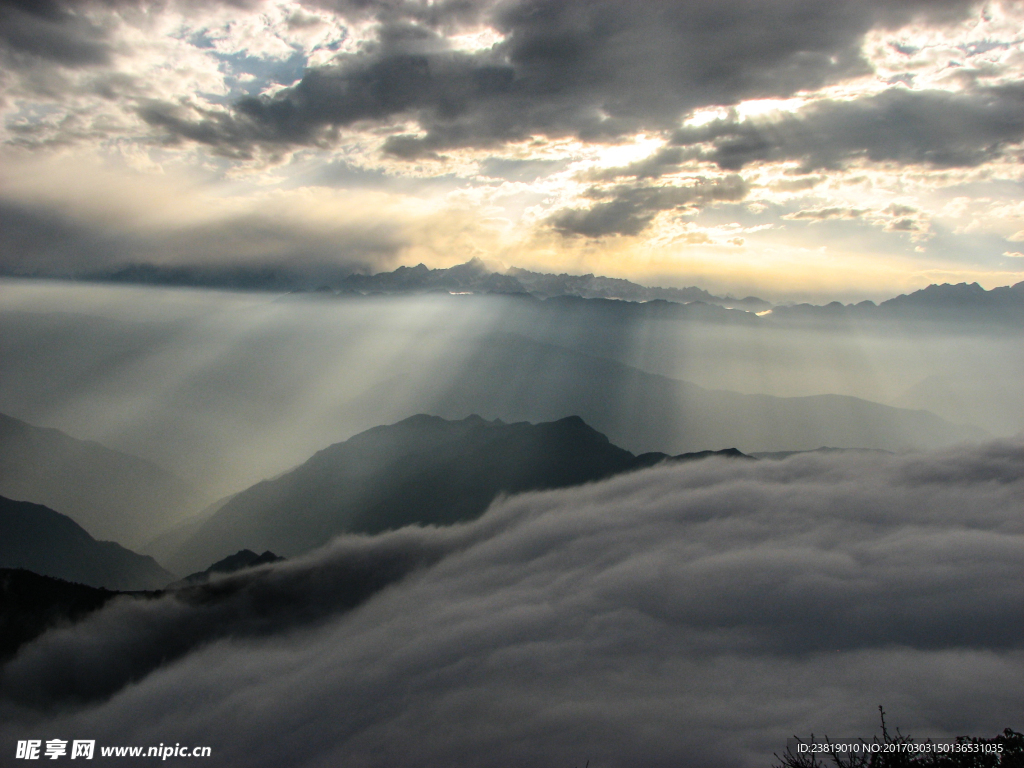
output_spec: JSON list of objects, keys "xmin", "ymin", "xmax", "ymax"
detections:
[
  {"xmin": 769, "ymin": 280, "xmax": 1024, "ymax": 324},
  {"xmin": 0, "ymin": 495, "xmax": 175, "ymax": 591},
  {"xmin": 86, "ymin": 257, "xmax": 768, "ymax": 310},
  {"xmin": 78, "ymin": 259, "xmax": 1024, "ymax": 323},
  {"xmin": 167, "ymin": 414, "xmax": 748, "ymax": 573}
]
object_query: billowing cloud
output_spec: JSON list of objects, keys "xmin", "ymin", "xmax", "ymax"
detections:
[
  {"xmin": 131, "ymin": 0, "xmax": 982, "ymax": 157},
  {"xmin": 0, "ymin": 0, "xmax": 989, "ymax": 166},
  {"xmin": 0, "ymin": 526, "xmax": 472, "ymax": 707},
  {"xmin": 0, "ymin": 197, "xmax": 404, "ymax": 278},
  {"xmin": 0, "ymin": 0, "xmax": 1021, "ymax": 290},
  {"xmin": 551, "ymin": 175, "xmax": 748, "ymax": 237},
  {"xmin": 0, "ymin": 0, "xmax": 117, "ymax": 67},
  {"xmin": 671, "ymin": 85, "xmax": 1024, "ymax": 172},
  {"xmin": 3, "ymin": 440, "xmax": 1021, "ymax": 766},
  {"xmin": 780, "ymin": 203, "xmax": 932, "ymax": 240}
]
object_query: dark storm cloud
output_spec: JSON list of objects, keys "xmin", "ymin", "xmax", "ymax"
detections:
[
  {"xmin": 551, "ymin": 175, "xmax": 747, "ymax": 237},
  {"xmin": 0, "ymin": 199, "xmax": 402, "ymax": 278},
  {"xmin": 302, "ymin": 0, "xmax": 485, "ymax": 27},
  {"xmin": 137, "ymin": 0, "xmax": 981, "ymax": 158},
  {"xmin": 140, "ymin": 40, "xmax": 523, "ymax": 159},
  {"xmin": 0, "ymin": 0, "xmax": 115, "ymax": 66},
  {"xmin": 2, "ymin": 441, "xmax": 1021, "ymax": 766},
  {"xmin": 672, "ymin": 84, "xmax": 1024, "ymax": 172}
]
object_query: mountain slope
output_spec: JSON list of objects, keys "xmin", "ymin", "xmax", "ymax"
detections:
[
  {"xmin": 0, "ymin": 496, "xmax": 175, "ymax": 590},
  {"xmin": 0, "ymin": 412, "xmax": 199, "ymax": 548},
  {"xmin": 168, "ymin": 415, "xmax": 729, "ymax": 573},
  {"xmin": 0, "ymin": 569, "xmax": 121, "ymax": 661},
  {"xmin": 880, "ymin": 281, "xmax": 1024, "ymax": 319}
]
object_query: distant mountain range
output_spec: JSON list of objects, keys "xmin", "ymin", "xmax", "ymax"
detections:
[
  {"xmin": 0, "ymin": 412, "xmax": 199, "ymax": 548},
  {"xmin": 166, "ymin": 415, "xmax": 747, "ymax": 573},
  {"xmin": 509, "ymin": 266, "xmax": 771, "ymax": 309},
  {"xmin": 316, "ymin": 265, "xmax": 1024, "ymax": 325},
  {"xmin": 84, "ymin": 258, "xmax": 1024, "ymax": 323},
  {"xmin": 334, "ymin": 259, "xmax": 771, "ymax": 310},
  {"xmin": 769, "ymin": 281, "xmax": 1024, "ymax": 324},
  {"xmin": 0, "ymin": 495, "xmax": 174, "ymax": 590},
  {"xmin": 90, "ymin": 258, "xmax": 770, "ymax": 310}
]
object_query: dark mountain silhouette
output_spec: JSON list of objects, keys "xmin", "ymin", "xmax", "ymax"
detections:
[
  {"xmin": 341, "ymin": 258, "xmax": 529, "ymax": 296},
  {"xmin": 88, "ymin": 258, "xmax": 770, "ymax": 309},
  {"xmin": 0, "ymin": 568, "xmax": 124, "ymax": 661},
  {"xmin": 331, "ymin": 259, "xmax": 770, "ymax": 309},
  {"xmin": 533, "ymin": 293, "xmax": 758, "ymax": 324},
  {"xmin": 880, "ymin": 281, "xmax": 1024, "ymax": 316},
  {"xmin": 79, "ymin": 259, "xmax": 1022, "ymax": 325},
  {"xmin": 169, "ymin": 549, "xmax": 284, "ymax": 589},
  {"xmin": 90, "ymin": 258, "xmax": 529, "ymax": 296},
  {"xmin": 168, "ymin": 415, "xmax": 746, "ymax": 573},
  {"xmin": 507, "ymin": 266, "xmax": 771, "ymax": 310},
  {"xmin": 280, "ymin": 286, "xmax": 760, "ymax": 326},
  {"xmin": 769, "ymin": 281, "xmax": 1024, "ymax": 325},
  {"xmin": 0, "ymin": 495, "xmax": 175, "ymax": 590},
  {"xmin": 0, "ymin": 411, "xmax": 199, "ymax": 548}
]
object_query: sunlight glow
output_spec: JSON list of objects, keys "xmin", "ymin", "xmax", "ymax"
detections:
[
  {"xmin": 448, "ymin": 28, "xmax": 506, "ymax": 52},
  {"xmin": 734, "ymin": 98, "xmax": 808, "ymax": 119}
]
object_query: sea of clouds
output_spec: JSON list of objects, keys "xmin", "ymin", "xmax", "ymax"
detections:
[{"xmin": 3, "ymin": 440, "xmax": 1022, "ymax": 766}]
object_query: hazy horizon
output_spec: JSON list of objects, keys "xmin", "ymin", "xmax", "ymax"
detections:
[{"xmin": 3, "ymin": 277, "xmax": 1020, "ymax": 501}]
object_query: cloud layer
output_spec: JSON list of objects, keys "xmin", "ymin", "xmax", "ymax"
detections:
[
  {"xmin": 670, "ymin": 85, "xmax": 1024, "ymax": 172},
  {"xmin": 1, "ymin": 0, "xmax": 1023, "ymax": 297},
  {"xmin": 2, "ymin": 440, "xmax": 1022, "ymax": 766},
  {"xmin": 133, "ymin": 0, "xmax": 978, "ymax": 157}
]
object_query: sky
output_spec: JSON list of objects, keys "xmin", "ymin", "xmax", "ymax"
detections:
[
  {"xmin": 3, "ymin": 441, "xmax": 1022, "ymax": 766},
  {"xmin": 1, "ymin": 0, "xmax": 1024, "ymax": 302}
]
